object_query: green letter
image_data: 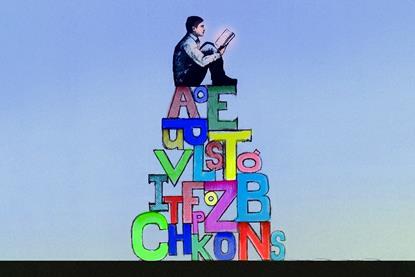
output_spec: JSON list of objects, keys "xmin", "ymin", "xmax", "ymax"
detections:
[
  {"xmin": 207, "ymin": 85, "xmax": 238, "ymax": 130},
  {"xmin": 131, "ymin": 211, "xmax": 168, "ymax": 261},
  {"xmin": 192, "ymin": 234, "xmax": 213, "ymax": 261},
  {"xmin": 154, "ymin": 149, "xmax": 193, "ymax": 185}
]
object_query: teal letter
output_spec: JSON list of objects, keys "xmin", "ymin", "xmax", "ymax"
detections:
[
  {"xmin": 192, "ymin": 234, "xmax": 213, "ymax": 261},
  {"xmin": 271, "ymin": 230, "xmax": 286, "ymax": 261},
  {"xmin": 149, "ymin": 174, "xmax": 169, "ymax": 211}
]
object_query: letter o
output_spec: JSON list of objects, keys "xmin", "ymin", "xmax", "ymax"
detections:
[
  {"xmin": 204, "ymin": 191, "xmax": 218, "ymax": 206},
  {"xmin": 237, "ymin": 149, "xmax": 262, "ymax": 173},
  {"xmin": 193, "ymin": 86, "xmax": 208, "ymax": 103}
]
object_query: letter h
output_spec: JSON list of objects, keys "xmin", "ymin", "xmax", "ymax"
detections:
[{"xmin": 168, "ymin": 223, "xmax": 192, "ymax": 256}]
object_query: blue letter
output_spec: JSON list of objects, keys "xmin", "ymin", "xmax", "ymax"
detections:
[
  {"xmin": 193, "ymin": 145, "xmax": 215, "ymax": 181},
  {"xmin": 168, "ymin": 223, "xmax": 192, "ymax": 256},
  {"xmin": 162, "ymin": 118, "xmax": 208, "ymax": 145},
  {"xmin": 236, "ymin": 173, "xmax": 271, "ymax": 222},
  {"xmin": 213, "ymin": 232, "xmax": 236, "ymax": 260}
]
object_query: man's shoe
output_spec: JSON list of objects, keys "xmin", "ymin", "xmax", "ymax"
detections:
[{"xmin": 212, "ymin": 76, "xmax": 238, "ymax": 86}]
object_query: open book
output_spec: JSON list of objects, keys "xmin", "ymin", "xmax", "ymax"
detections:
[{"xmin": 215, "ymin": 29, "xmax": 235, "ymax": 50}]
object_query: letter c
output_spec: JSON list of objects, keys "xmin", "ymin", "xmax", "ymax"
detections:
[{"xmin": 131, "ymin": 211, "xmax": 168, "ymax": 261}]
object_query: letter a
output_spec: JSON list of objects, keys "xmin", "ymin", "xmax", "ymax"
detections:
[{"xmin": 168, "ymin": 86, "xmax": 200, "ymax": 118}]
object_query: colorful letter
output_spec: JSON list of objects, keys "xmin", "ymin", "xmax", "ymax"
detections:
[
  {"xmin": 168, "ymin": 86, "xmax": 200, "ymax": 118},
  {"xmin": 182, "ymin": 181, "xmax": 204, "ymax": 223},
  {"xmin": 148, "ymin": 174, "xmax": 169, "ymax": 211},
  {"xmin": 162, "ymin": 129, "xmax": 184, "ymax": 150},
  {"xmin": 205, "ymin": 141, "xmax": 223, "ymax": 171},
  {"xmin": 204, "ymin": 191, "xmax": 218, "ymax": 206},
  {"xmin": 213, "ymin": 232, "xmax": 236, "ymax": 261},
  {"xmin": 168, "ymin": 223, "xmax": 192, "ymax": 256},
  {"xmin": 192, "ymin": 211, "xmax": 206, "ymax": 234},
  {"xmin": 163, "ymin": 196, "xmax": 183, "ymax": 224},
  {"xmin": 238, "ymin": 222, "xmax": 271, "ymax": 261},
  {"xmin": 236, "ymin": 173, "xmax": 271, "ymax": 222},
  {"xmin": 237, "ymin": 149, "xmax": 262, "ymax": 173},
  {"xmin": 192, "ymin": 234, "xmax": 213, "ymax": 261},
  {"xmin": 271, "ymin": 230, "xmax": 286, "ymax": 261},
  {"xmin": 153, "ymin": 149, "xmax": 193, "ymax": 185},
  {"xmin": 162, "ymin": 118, "xmax": 208, "ymax": 145},
  {"xmin": 204, "ymin": 181, "xmax": 237, "ymax": 232},
  {"xmin": 192, "ymin": 86, "xmax": 208, "ymax": 103},
  {"xmin": 131, "ymin": 211, "xmax": 168, "ymax": 261},
  {"xmin": 207, "ymin": 85, "xmax": 238, "ymax": 130},
  {"xmin": 193, "ymin": 145, "xmax": 215, "ymax": 181},
  {"xmin": 209, "ymin": 130, "xmax": 252, "ymax": 180}
]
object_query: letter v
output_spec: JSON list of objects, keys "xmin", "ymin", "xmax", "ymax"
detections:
[
  {"xmin": 154, "ymin": 149, "xmax": 193, "ymax": 186},
  {"xmin": 204, "ymin": 180, "xmax": 237, "ymax": 232}
]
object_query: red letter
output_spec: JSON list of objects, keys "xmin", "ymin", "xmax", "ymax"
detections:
[
  {"xmin": 163, "ymin": 196, "xmax": 183, "ymax": 224},
  {"xmin": 238, "ymin": 222, "xmax": 271, "ymax": 260},
  {"xmin": 205, "ymin": 141, "xmax": 223, "ymax": 170}
]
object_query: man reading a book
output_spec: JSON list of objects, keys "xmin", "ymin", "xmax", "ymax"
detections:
[{"xmin": 173, "ymin": 16, "xmax": 237, "ymax": 87}]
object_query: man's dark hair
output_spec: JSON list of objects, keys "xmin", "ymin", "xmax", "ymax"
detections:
[{"xmin": 185, "ymin": 16, "xmax": 204, "ymax": 33}]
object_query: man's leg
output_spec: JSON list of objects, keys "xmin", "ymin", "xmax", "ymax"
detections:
[
  {"xmin": 200, "ymin": 42, "xmax": 217, "ymax": 55},
  {"xmin": 181, "ymin": 64, "xmax": 208, "ymax": 86},
  {"xmin": 200, "ymin": 42, "xmax": 237, "ymax": 86}
]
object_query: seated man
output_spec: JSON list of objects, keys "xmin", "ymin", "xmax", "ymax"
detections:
[{"xmin": 173, "ymin": 16, "xmax": 237, "ymax": 87}]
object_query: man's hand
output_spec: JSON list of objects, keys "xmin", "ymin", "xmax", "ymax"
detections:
[{"xmin": 219, "ymin": 46, "xmax": 226, "ymax": 55}]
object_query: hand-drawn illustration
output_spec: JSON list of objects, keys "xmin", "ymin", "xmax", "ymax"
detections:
[
  {"xmin": 173, "ymin": 16, "xmax": 237, "ymax": 87},
  {"xmin": 131, "ymin": 17, "xmax": 285, "ymax": 261}
]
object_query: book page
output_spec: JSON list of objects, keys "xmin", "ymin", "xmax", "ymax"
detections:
[{"xmin": 215, "ymin": 29, "xmax": 235, "ymax": 49}]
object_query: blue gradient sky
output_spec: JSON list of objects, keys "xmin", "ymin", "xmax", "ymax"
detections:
[{"xmin": 1, "ymin": 0, "xmax": 415, "ymax": 260}]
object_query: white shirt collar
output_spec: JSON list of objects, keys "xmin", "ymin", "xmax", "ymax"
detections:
[{"xmin": 189, "ymin": 33, "xmax": 198, "ymax": 42}]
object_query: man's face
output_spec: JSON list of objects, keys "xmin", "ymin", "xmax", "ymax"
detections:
[{"xmin": 192, "ymin": 22, "xmax": 205, "ymax": 37}]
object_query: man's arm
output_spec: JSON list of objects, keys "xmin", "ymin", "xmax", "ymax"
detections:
[{"xmin": 183, "ymin": 42, "xmax": 221, "ymax": 67}]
